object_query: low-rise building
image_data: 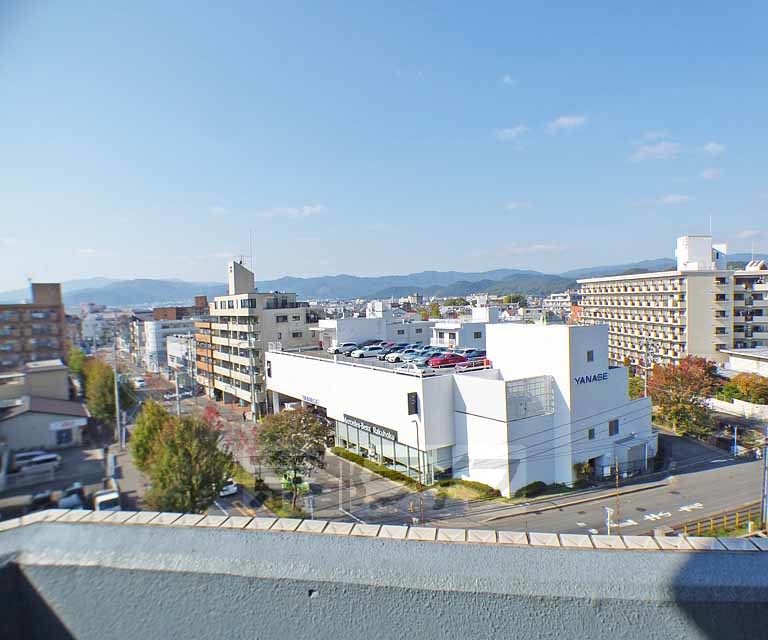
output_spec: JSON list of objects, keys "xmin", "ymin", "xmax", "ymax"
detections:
[
  {"xmin": 0, "ymin": 396, "xmax": 88, "ymax": 450},
  {"xmin": 266, "ymin": 323, "xmax": 655, "ymax": 496},
  {"xmin": 0, "ymin": 359, "xmax": 70, "ymax": 403},
  {"xmin": 430, "ymin": 306, "xmax": 499, "ymax": 350},
  {"xmin": 720, "ymin": 348, "xmax": 768, "ymax": 378}
]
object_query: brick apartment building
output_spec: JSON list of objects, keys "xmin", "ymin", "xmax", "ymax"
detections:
[{"xmin": 0, "ymin": 284, "xmax": 68, "ymax": 371}]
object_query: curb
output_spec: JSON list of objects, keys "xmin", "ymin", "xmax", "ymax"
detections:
[{"xmin": 483, "ymin": 481, "xmax": 669, "ymax": 523}]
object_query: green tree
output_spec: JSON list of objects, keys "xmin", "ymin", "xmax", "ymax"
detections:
[
  {"xmin": 68, "ymin": 347, "xmax": 87, "ymax": 381},
  {"xmin": 648, "ymin": 356, "xmax": 718, "ymax": 437},
  {"xmin": 257, "ymin": 408, "xmax": 331, "ymax": 508},
  {"xmin": 445, "ymin": 298, "xmax": 468, "ymax": 306},
  {"xmin": 84, "ymin": 359, "xmax": 136, "ymax": 427},
  {"xmin": 732, "ymin": 373, "xmax": 768, "ymax": 404},
  {"xmin": 428, "ymin": 302, "xmax": 441, "ymax": 319},
  {"xmin": 628, "ymin": 372, "xmax": 644, "ymax": 400},
  {"xmin": 145, "ymin": 414, "xmax": 234, "ymax": 513},
  {"xmin": 130, "ymin": 400, "xmax": 170, "ymax": 473},
  {"xmin": 502, "ymin": 295, "xmax": 512, "ymax": 304}
]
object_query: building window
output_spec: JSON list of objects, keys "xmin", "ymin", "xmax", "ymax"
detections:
[
  {"xmin": 227, "ymin": 300, "xmax": 234, "ymax": 309},
  {"xmin": 397, "ymin": 329, "xmax": 405, "ymax": 335},
  {"xmin": 609, "ymin": 419, "xmax": 619, "ymax": 436},
  {"xmin": 292, "ymin": 332, "xmax": 303, "ymax": 338},
  {"xmin": 276, "ymin": 316, "xmax": 288, "ymax": 323},
  {"xmin": 473, "ymin": 331, "xmax": 481, "ymax": 339},
  {"xmin": 438, "ymin": 332, "xmax": 445, "ymax": 339},
  {"xmin": 588, "ymin": 428, "xmax": 595, "ymax": 440},
  {"xmin": 587, "ymin": 350, "xmax": 594, "ymax": 362},
  {"xmin": 416, "ymin": 328, "xmax": 422, "ymax": 334},
  {"xmin": 292, "ymin": 315, "xmax": 301, "ymax": 321},
  {"xmin": 277, "ymin": 332, "xmax": 282, "ymax": 340}
]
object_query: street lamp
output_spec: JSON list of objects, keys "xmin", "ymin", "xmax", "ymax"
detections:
[{"xmin": 640, "ymin": 338, "xmax": 660, "ymax": 397}]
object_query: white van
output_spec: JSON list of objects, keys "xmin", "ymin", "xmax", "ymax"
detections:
[
  {"xmin": 21, "ymin": 453, "xmax": 62, "ymax": 472},
  {"xmin": 133, "ymin": 376, "xmax": 146, "ymax": 388},
  {"xmin": 13, "ymin": 450, "xmax": 48, "ymax": 467}
]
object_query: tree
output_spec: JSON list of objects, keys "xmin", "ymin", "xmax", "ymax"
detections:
[
  {"xmin": 731, "ymin": 373, "xmax": 768, "ymax": 405},
  {"xmin": 628, "ymin": 372, "xmax": 644, "ymax": 400},
  {"xmin": 502, "ymin": 295, "xmax": 512, "ymax": 304},
  {"xmin": 428, "ymin": 302, "xmax": 441, "ymax": 319},
  {"xmin": 647, "ymin": 356, "xmax": 718, "ymax": 437},
  {"xmin": 145, "ymin": 413, "xmax": 234, "ymax": 513},
  {"xmin": 84, "ymin": 359, "xmax": 136, "ymax": 427},
  {"xmin": 68, "ymin": 347, "xmax": 87, "ymax": 382},
  {"xmin": 445, "ymin": 298, "xmax": 468, "ymax": 306},
  {"xmin": 257, "ymin": 408, "xmax": 331, "ymax": 508},
  {"xmin": 418, "ymin": 309, "xmax": 429, "ymax": 321},
  {"xmin": 130, "ymin": 400, "xmax": 170, "ymax": 473}
]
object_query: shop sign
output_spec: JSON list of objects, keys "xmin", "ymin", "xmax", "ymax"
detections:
[
  {"xmin": 344, "ymin": 414, "xmax": 398, "ymax": 442},
  {"xmin": 573, "ymin": 372, "xmax": 608, "ymax": 385}
]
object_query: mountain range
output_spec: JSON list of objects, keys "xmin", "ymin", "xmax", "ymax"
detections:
[{"xmin": 1, "ymin": 253, "xmax": 764, "ymax": 308}]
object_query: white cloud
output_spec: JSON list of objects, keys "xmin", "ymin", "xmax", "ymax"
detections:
[
  {"xmin": 486, "ymin": 242, "xmax": 566, "ymax": 257},
  {"xmin": 0, "ymin": 237, "xmax": 17, "ymax": 246},
  {"xmin": 257, "ymin": 204, "xmax": 328, "ymax": 219},
  {"xmin": 733, "ymin": 229, "xmax": 763, "ymax": 240},
  {"xmin": 495, "ymin": 125, "xmax": 529, "ymax": 141},
  {"xmin": 700, "ymin": 168, "xmax": 721, "ymax": 180},
  {"xmin": 644, "ymin": 130, "xmax": 671, "ymax": 141},
  {"xmin": 545, "ymin": 115, "xmax": 587, "ymax": 135},
  {"xmin": 505, "ymin": 201, "xmax": 532, "ymax": 211},
  {"xmin": 499, "ymin": 74, "xmax": 518, "ymax": 87},
  {"xmin": 628, "ymin": 141, "xmax": 682, "ymax": 161},
  {"xmin": 702, "ymin": 141, "xmax": 725, "ymax": 156},
  {"xmin": 209, "ymin": 205, "xmax": 229, "ymax": 215},
  {"xmin": 657, "ymin": 194, "xmax": 692, "ymax": 205},
  {"xmin": 76, "ymin": 248, "xmax": 117, "ymax": 257}
]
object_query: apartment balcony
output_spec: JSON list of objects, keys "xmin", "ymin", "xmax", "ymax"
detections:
[
  {"xmin": 733, "ymin": 331, "xmax": 746, "ymax": 339},
  {"xmin": 195, "ymin": 333, "xmax": 212, "ymax": 344},
  {"xmin": 211, "ymin": 335, "xmax": 231, "ymax": 347},
  {"xmin": 212, "ymin": 350, "xmax": 231, "ymax": 362}
]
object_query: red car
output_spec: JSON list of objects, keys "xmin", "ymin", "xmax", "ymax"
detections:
[{"xmin": 427, "ymin": 353, "xmax": 468, "ymax": 368}]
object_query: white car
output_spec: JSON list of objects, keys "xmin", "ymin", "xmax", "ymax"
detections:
[
  {"xmin": 133, "ymin": 377, "xmax": 146, "ymax": 389},
  {"xmin": 350, "ymin": 345, "xmax": 384, "ymax": 358},
  {"xmin": 219, "ymin": 478, "xmax": 238, "ymax": 497},
  {"xmin": 327, "ymin": 342, "xmax": 358, "ymax": 355}
]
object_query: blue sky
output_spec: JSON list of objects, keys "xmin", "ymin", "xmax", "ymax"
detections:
[{"xmin": 1, "ymin": 1, "xmax": 766, "ymax": 290}]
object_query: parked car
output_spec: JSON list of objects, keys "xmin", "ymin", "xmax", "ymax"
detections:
[
  {"xmin": 21, "ymin": 453, "xmax": 62, "ymax": 472},
  {"xmin": 13, "ymin": 450, "xmax": 49, "ymax": 468},
  {"xmin": 30, "ymin": 489, "xmax": 54, "ymax": 511},
  {"xmin": 338, "ymin": 343, "xmax": 360, "ymax": 356},
  {"xmin": 358, "ymin": 339, "xmax": 385, "ymax": 347},
  {"xmin": 327, "ymin": 342, "xmax": 358, "ymax": 355},
  {"xmin": 377, "ymin": 345, "xmax": 406, "ymax": 359},
  {"xmin": 428, "ymin": 353, "xmax": 468, "ymax": 368},
  {"xmin": 411, "ymin": 351, "xmax": 444, "ymax": 367},
  {"xmin": 133, "ymin": 376, "xmax": 146, "ymax": 388},
  {"xmin": 219, "ymin": 478, "xmax": 238, "ymax": 497},
  {"xmin": 386, "ymin": 348, "xmax": 419, "ymax": 363},
  {"xmin": 57, "ymin": 482, "xmax": 85, "ymax": 509},
  {"xmin": 462, "ymin": 349, "xmax": 487, "ymax": 361},
  {"xmin": 351, "ymin": 345, "xmax": 384, "ymax": 358}
]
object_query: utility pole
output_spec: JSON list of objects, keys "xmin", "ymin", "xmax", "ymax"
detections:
[
  {"xmin": 174, "ymin": 369, "xmax": 182, "ymax": 417},
  {"xmin": 604, "ymin": 506, "xmax": 613, "ymax": 535},
  {"xmin": 761, "ymin": 425, "xmax": 768, "ymax": 529},
  {"xmin": 113, "ymin": 312, "xmax": 122, "ymax": 450},
  {"xmin": 615, "ymin": 458, "xmax": 621, "ymax": 531},
  {"xmin": 413, "ymin": 419, "xmax": 424, "ymax": 526},
  {"xmin": 732, "ymin": 425, "xmax": 738, "ymax": 456}
]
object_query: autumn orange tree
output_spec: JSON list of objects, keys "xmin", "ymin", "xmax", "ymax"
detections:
[
  {"xmin": 721, "ymin": 373, "xmax": 768, "ymax": 405},
  {"xmin": 647, "ymin": 356, "xmax": 718, "ymax": 437}
]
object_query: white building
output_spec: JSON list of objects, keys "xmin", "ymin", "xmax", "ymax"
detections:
[
  {"xmin": 430, "ymin": 306, "xmax": 499, "ymax": 350},
  {"xmin": 316, "ymin": 301, "xmax": 433, "ymax": 348},
  {"xmin": 266, "ymin": 323, "xmax": 655, "ymax": 496},
  {"xmin": 166, "ymin": 334, "xmax": 196, "ymax": 385},
  {"xmin": 720, "ymin": 348, "xmax": 768, "ymax": 378},
  {"xmin": 143, "ymin": 318, "xmax": 197, "ymax": 373}
]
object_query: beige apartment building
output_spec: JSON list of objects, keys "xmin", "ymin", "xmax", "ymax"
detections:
[
  {"xmin": 195, "ymin": 261, "xmax": 320, "ymax": 415},
  {"xmin": 0, "ymin": 284, "xmax": 68, "ymax": 371},
  {"xmin": 578, "ymin": 235, "xmax": 767, "ymax": 367}
]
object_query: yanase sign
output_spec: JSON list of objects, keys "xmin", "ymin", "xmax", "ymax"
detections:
[
  {"xmin": 574, "ymin": 372, "xmax": 609, "ymax": 385},
  {"xmin": 344, "ymin": 414, "xmax": 398, "ymax": 442}
]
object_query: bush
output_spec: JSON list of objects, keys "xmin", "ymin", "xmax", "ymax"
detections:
[
  {"xmin": 331, "ymin": 447, "xmax": 417, "ymax": 487},
  {"xmin": 514, "ymin": 481, "xmax": 547, "ymax": 499},
  {"xmin": 434, "ymin": 478, "xmax": 500, "ymax": 498}
]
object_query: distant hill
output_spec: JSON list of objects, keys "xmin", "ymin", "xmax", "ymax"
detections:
[
  {"xmin": 3, "ymin": 253, "xmax": 766, "ymax": 307},
  {"xmin": 61, "ymin": 279, "xmax": 225, "ymax": 308}
]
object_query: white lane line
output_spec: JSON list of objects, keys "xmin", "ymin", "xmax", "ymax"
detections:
[
  {"xmin": 339, "ymin": 507, "xmax": 366, "ymax": 524},
  {"xmin": 213, "ymin": 500, "xmax": 228, "ymax": 516},
  {"xmin": 679, "ymin": 502, "xmax": 704, "ymax": 512}
]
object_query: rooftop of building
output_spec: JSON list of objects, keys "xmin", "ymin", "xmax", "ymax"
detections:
[
  {"xmin": 0, "ymin": 396, "xmax": 89, "ymax": 422},
  {"xmin": 1, "ymin": 510, "xmax": 767, "ymax": 639},
  {"xmin": 22, "ymin": 359, "xmax": 67, "ymax": 372},
  {"xmin": 720, "ymin": 348, "xmax": 768, "ymax": 362}
]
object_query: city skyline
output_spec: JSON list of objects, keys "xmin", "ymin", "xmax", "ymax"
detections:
[{"xmin": 1, "ymin": 2, "xmax": 767, "ymax": 290}]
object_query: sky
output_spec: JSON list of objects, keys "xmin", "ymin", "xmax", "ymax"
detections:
[{"xmin": 1, "ymin": 1, "xmax": 767, "ymax": 290}]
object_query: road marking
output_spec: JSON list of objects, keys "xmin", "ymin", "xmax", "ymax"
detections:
[
  {"xmin": 576, "ymin": 522, "xmax": 586, "ymax": 527},
  {"xmin": 710, "ymin": 459, "xmax": 729, "ymax": 463},
  {"xmin": 339, "ymin": 507, "xmax": 365, "ymax": 524},
  {"xmin": 213, "ymin": 500, "xmax": 228, "ymax": 516},
  {"xmin": 643, "ymin": 511, "xmax": 672, "ymax": 521},
  {"xmin": 678, "ymin": 502, "xmax": 704, "ymax": 512},
  {"xmin": 610, "ymin": 519, "xmax": 637, "ymax": 529},
  {"xmin": 587, "ymin": 528, "xmax": 599, "ymax": 534},
  {"xmin": 232, "ymin": 500, "xmax": 256, "ymax": 517}
]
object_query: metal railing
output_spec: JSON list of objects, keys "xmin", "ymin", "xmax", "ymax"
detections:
[{"xmin": 672, "ymin": 502, "xmax": 761, "ymax": 536}]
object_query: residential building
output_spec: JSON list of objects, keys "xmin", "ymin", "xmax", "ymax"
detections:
[
  {"xmin": 166, "ymin": 333, "xmax": 196, "ymax": 387},
  {"xmin": 720, "ymin": 348, "xmax": 768, "ymax": 378},
  {"xmin": 196, "ymin": 261, "xmax": 320, "ymax": 414},
  {"xmin": 0, "ymin": 359, "xmax": 70, "ymax": 404},
  {"xmin": 543, "ymin": 290, "xmax": 582, "ymax": 320},
  {"xmin": 731, "ymin": 260, "xmax": 768, "ymax": 349},
  {"xmin": 143, "ymin": 317, "xmax": 197, "ymax": 373},
  {"xmin": 128, "ymin": 310, "xmax": 154, "ymax": 364},
  {"xmin": 578, "ymin": 235, "xmax": 735, "ymax": 366},
  {"xmin": 0, "ymin": 396, "xmax": 88, "ymax": 451},
  {"xmin": 430, "ymin": 306, "xmax": 499, "ymax": 350},
  {"xmin": 316, "ymin": 301, "xmax": 432, "ymax": 348},
  {"xmin": 0, "ymin": 283, "xmax": 67, "ymax": 371},
  {"xmin": 266, "ymin": 322, "xmax": 654, "ymax": 496}
]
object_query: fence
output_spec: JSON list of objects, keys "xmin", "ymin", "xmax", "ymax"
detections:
[{"xmin": 672, "ymin": 501, "xmax": 761, "ymax": 536}]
